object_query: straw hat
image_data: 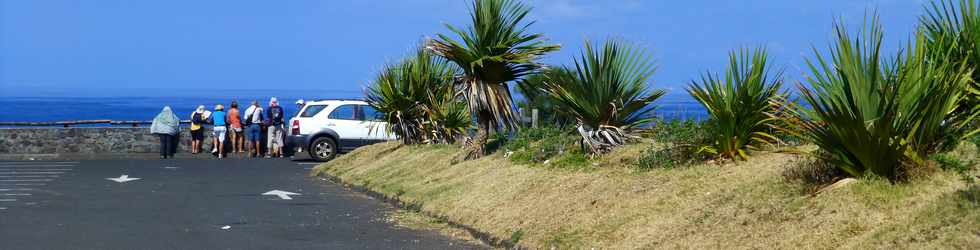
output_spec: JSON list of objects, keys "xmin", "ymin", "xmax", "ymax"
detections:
[{"xmin": 215, "ymin": 104, "xmax": 224, "ymax": 111}]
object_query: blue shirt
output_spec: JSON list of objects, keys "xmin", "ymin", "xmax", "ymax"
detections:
[{"xmin": 213, "ymin": 111, "xmax": 227, "ymax": 126}]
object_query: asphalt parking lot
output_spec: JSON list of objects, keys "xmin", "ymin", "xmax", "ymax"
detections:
[{"xmin": 0, "ymin": 159, "xmax": 483, "ymax": 250}]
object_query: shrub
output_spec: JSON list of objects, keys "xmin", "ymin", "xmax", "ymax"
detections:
[
  {"xmin": 366, "ymin": 46, "xmax": 467, "ymax": 145},
  {"xmin": 793, "ymin": 16, "xmax": 976, "ymax": 181},
  {"xmin": 542, "ymin": 39, "xmax": 665, "ymax": 155},
  {"xmin": 688, "ymin": 47, "xmax": 785, "ymax": 161},
  {"xmin": 502, "ymin": 126, "xmax": 579, "ymax": 164},
  {"xmin": 931, "ymin": 153, "xmax": 972, "ymax": 173},
  {"xmin": 635, "ymin": 119, "xmax": 709, "ymax": 170}
]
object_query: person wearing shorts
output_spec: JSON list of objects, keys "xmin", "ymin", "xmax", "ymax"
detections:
[
  {"xmin": 228, "ymin": 101, "xmax": 244, "ymax": 153},
  {"xmin": 266, "ymin": 97, "xmax": 286, "ymax": 158},
  {"xmin": 243, "ymin": 100, "xmax": 264, "ymax": 158},
  {"xmin": 189, "ymin": 105, "xmax": 207, "ymax": 154},
  {"xmin": 211, "ymin": 104, "xmax": 228, "ymax": 159}
]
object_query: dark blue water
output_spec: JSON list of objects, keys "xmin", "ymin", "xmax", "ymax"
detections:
[{"xmin": 0, "ymin": 92, "xmax": 706, "ymax": 123}]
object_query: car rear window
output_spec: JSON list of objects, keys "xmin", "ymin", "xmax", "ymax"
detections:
[{"xmin": 300, "ymin": 105, "xmax": 327, "ymax": 118}]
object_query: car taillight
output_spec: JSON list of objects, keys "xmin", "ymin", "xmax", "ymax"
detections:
[{"xmin": 291, "ymin": 120, "xmax": 300, "ymax": 135}]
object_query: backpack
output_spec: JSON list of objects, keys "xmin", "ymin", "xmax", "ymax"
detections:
[
  {"xmin": 191, "ymin": 112, "xmax": 203, "ymax": 131},
  {"xmin": 244, "ymin": 108, "xmax": 257, "ymax": 126}
]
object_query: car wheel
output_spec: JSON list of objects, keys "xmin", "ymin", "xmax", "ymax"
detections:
[{"xmin": 309, "ymin": 137, "xmax": 337, "ymax": 162}]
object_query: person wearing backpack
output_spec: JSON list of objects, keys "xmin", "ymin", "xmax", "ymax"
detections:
[
  {"xmin": 243, "ymin": 100, "xmax": 264, "ymax": 158},
  {"xmin": 266, "ymin": 97, "xmax": 286, "ymax": 158},
  {"xmin": 189, "ymin": 105, "xmax": 208, "ymax": 154}
]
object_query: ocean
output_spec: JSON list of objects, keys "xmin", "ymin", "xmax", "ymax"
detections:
[{"xmin": 0, "ymin": 91, "xmax": 706, "ymax": 124}]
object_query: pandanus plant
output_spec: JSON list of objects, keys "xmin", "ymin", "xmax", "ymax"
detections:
[
  {"xmin": 542, "ymin": 40, "xmax": 665, "ymax": 155},
  {"xmin": 366, "ymin": 47, "xmax": 468, "ymax": 145},
  {"xmin": 793, "ymin": 16, "xmax": 978, "ymax": 181},
  {"xmin": 428, "ymin": 0, "xmax": 560, "ymax": 159},
  {"xmin": 921, "ymin": 0, "xmax": 980, "ymax": 146},
  {"xmin": 688, "ymin": 47, "xmax": 785, "ymax": 161}
]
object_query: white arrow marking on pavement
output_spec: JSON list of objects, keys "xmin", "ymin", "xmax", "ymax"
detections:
[
  {"xmin": 106, "ymin": 175, "xmax": 141, "ymax": 183},
  {"xmin": 164, "ymin": 167, "xmax": 179, "ymax": 169},
  {"xmin": 262, "ymin": 190, "xmax": 301, "ymax": 200}
]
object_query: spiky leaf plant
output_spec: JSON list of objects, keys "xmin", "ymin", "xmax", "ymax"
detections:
[
  {"xmin": 543, "ymin": 40, "xmax": 665, "ymax": 155},
  {"xmin": 688, "ymin": 48, "xmax": 785, "ymax": 161},
  {"xmin": 795, "ymin": 16, "xmax": 977, "ymax": 181},
  {"xmin": 921, "ymin": 0, "xmax": 980, "ymax": 146},
  {"xmin": 428, "ymin": 0, "xmax": 560, "ymax": 159},
  {"xmin": 366, "ymin": 47, "xmax": 467, "ymax": 144}
]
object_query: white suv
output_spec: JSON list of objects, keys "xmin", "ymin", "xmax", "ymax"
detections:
[{"xmin": 287, "ymin": 99, "xmax": 395, "ymax": 161}]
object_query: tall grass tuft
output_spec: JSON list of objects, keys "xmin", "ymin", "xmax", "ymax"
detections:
[
  {"xmin": 688, "ymin": 48, "xmax": 785, "ymax": 161},
  {"xmin": 794, "ymin": 16, "xmax": 977, "ymax": 181}
]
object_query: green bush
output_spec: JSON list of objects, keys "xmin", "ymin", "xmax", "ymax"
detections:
[
  {"xmin": 931, "ymin": 153, "xmax": 973, "ymax": 174},
  {"xmin": 635, "ymin": 119, "xmax": 710, "ymax": 170},
  {"xmin": 502, "ymin": 126, "xmax": 579, "ymax": 164}
]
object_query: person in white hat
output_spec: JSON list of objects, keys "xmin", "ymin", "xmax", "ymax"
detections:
[
  {"xmin": 295, "ymin": 99, "xmax": 305, "ymax": 111},
  {"xmin": 189, "ymin": 105, "xmax": 209, "ymax": 154}
]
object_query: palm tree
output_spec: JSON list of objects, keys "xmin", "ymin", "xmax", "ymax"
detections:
[
  {"xmin": 688, "ymin": 47, "xmax": 785, "ymax": 161},
  {"xmin": 542, "ymin": 39, "xmax": 665, "ymax": 155},
  {"xmin": 427, "ymin": 0, "xmax": 560, "ymax": 159}
]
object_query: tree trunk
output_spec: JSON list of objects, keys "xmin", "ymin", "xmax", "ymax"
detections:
[{"xmin": 458, "ymin": 110, "xmax": 491, "ymax": 161}]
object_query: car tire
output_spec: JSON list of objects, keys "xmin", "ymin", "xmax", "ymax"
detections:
[{"xmin": 309, "ymin": 136, "xmax": 337, "ymax": 162}]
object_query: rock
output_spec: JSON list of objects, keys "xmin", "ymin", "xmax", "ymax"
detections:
[{"xmin": 817, "ymin": 178, "xmax": 858, "ymax": 194}]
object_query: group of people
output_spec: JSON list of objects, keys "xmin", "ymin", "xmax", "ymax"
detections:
[{"xmin": 150, "ymin": 97, "xmax": 295, "ymax": 159}]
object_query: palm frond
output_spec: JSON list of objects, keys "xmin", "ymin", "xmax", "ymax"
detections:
[{"xmin": 427, "ymin": 0, "xmax": 560, "ymax": 131}]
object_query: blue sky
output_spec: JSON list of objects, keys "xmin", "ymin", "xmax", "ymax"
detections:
[{"xmin": 1, "ymin": 0, "xmax": 925, "ymax": 97}]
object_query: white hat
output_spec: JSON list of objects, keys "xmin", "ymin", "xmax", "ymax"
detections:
[
  {"xmin": 269, "ymin": 97, "xmax": 278, "ymax": 106},
  {"xmin": 295, "ymin": 99, "xmax": 305, "ymax": 105},
  {"xmin": 196, "ymin": 105, "xmax": 206, "ymax": 113}
]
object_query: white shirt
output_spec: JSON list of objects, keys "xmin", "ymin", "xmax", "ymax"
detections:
[{"xmin": 244, "ymin": 106, "xmax": 263, "ymax": 124}]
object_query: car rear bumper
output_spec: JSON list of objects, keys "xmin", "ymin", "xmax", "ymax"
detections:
[{"xmin": 287, "ymin": 134, "xmax": 309, "ymax": 152}]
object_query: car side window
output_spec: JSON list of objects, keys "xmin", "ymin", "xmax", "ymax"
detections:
[
  {"xmin": 300, "ymin": 105, "xmax": 327, "ymax": 118},
  {"xmin": 360, "ymin": 105, "xmax": 382, "ymax": 121},
  {"xmin": 327, "ymin": 104, "xmax": 358, "ymax": 120}
]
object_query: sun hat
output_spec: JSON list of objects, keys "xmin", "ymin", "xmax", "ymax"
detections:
[
  {"xmin": 215, "ymin": 104, "xmax": 224, "ymax": 111},
  {"xmin": 295, "ymin": 99, "xmax": 304, "ymax": 105},
  {"xmin": 196, "ymin": 105, "xmax": 206, "ymax": 113}
]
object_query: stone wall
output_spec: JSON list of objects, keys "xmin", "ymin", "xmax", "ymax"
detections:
[{"xmin": 0, "ymin": 127, "xmax": 213, "ymax": 155}]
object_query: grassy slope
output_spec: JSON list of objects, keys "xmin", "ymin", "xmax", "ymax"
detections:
[{"xmin": 313, "ymin": 142, "xmax": 980, "ymax": 249}]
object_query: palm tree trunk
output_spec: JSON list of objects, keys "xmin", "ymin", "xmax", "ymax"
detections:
[{"xmin": 460, "ymin": 110, "xmax": 491, "ymax": 160}]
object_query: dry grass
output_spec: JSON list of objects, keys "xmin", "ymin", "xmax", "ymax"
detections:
[{"xmin": 313, "ymin": 141, "xmax": 980, "ymax": 249}]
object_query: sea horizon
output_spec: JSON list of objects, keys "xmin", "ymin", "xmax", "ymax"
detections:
[{"xmin": 0, "ymin": 88, "xmax": 707, "ymax": 123}]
